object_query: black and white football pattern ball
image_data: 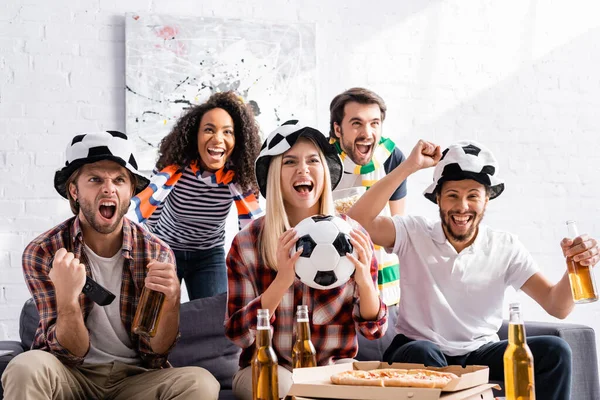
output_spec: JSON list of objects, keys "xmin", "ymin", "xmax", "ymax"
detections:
[{"xmin": 293, "ymin": 215, "xmax": 356, "ymax": 290}]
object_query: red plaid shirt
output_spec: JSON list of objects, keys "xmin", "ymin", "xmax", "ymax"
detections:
[
  {"xmin": 224, "ymin": 215, "xmax": 387, "ymax": 370},
  {"xmin": 22, "ymin": 216, "xmax": 176, "ymax": 368}
]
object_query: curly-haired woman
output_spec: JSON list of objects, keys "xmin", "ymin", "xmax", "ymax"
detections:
[{"xmin": 128, "ymin": 91, "xmax": 264, "ymax": 300}]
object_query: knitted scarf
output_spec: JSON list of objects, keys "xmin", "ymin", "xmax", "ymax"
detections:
[
  {"xmin": 331, "ymin": 136, "xmax": 401, "ymax": 306},
  {"xmin": 127, "ymin": 163, "xmax": 262, "ymax": 229},
  {"xmin": 331, "ymin": 136, "xmax": 396, "ymax": 189}
]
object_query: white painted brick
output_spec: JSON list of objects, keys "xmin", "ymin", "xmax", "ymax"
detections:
[
  {"xmin": 78, "ymin": 39, "xmax": 121, "ymax": 58},
  {"xmin": 77, "ymin": 103, "xmax": 125, "ymax": 121},
  {"xmin": 0, "ymin": 2, "xmax": 22, "ymax": 22},
  {"xmin": 25, "ymin": 199, "xmax": 69, "ymax": 218},
  {"xmin": 98, "ymin": 25, "xmax": 124, "ymax": 42},
  {"xmin": 49, "ymin": 119, "xmax": 104, "ymax": 134},
  {"xmin": 0, "ymin": 201, "xmax": 24, "ymax": 218},
  {"xmin": 35, "ymin": 151, "xmax": 64, "ymax": 167},
  {"xmin": 5, "ymin": 152, "xmax": 33, "ymax": 166},
  {"xmin": 0, "ymin": 183, "xmax": 43, "ymax": 200},
  {"xmin": 69, "ymin": 60, "xmax": 125, "ymax": 89},
  {"xmin": 18, "ymin": 134, "xmax": 65, "ymax": 152},
  {"xmin": 45, "ymin": 23, "xmax": 99, "ymax": 41},
  {"xmin": 0, "ymin": 251, "xmax": 9, "ymax": 268},
  {"xmin": 10, "ymin": 217, "xmax": 56, "ymax": 233},
  {"xmin": 24, "ymin": 39, "xmax": 79, "ymax": 55},
  {"xmin": 0, "ymin": 37, "xmax": 25, "ymax": 52},
  {"xmin": 1, "ymin": 117, "xmax": 54, "ymax": 134},
  {"xmin": 0, "ymin": 268, "xmax": 25, "ymax": 284},
  {"xmin": 1, "ymin": 283, "xmax": 31, "ymax": 306},
  {"xmin": 62, "ymin": 10, "xmax": 116, "ymax": 26},
  {"xmin": 24, "ymin": 102, "xmax": 76, "ymax": 120},
  {"xmin": 0, "ymin": 21, "xmax": 44, "ymax": 39},
  {"xmin": 0, "ymin": 305, "xmax": 24, "ymax": 322},
  {"xmin": 0, "ymin": 133, "xmax": 18, "ymax": 151},
  {"xmin": 9, "ymin": 251, "xmax": 22, "ymax": 269},
  {"xmin": 0, "ymin": 102, "xmax": 26, "ymax": 118},
  {"xmin": 0, "ymin": 233, "xmax": 23, "ymax": 251},
  {"xmin": 19, "ymin": 5, "xmax": 74, "ymax": 23}
]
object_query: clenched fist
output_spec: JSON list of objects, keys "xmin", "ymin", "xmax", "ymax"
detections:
[{"xmin": 49, "ymin": 248, "xmax": 87, "ymax": 306}]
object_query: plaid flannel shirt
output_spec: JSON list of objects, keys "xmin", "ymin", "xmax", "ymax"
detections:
[
  {"xmin": 22, "ymin": 216, "xmax": 177, "ymax": 368},
  {"xmin": 224, "ymin": 215, "xmax": 387, "ymax": 370}
]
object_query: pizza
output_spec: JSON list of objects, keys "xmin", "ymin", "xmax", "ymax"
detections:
[{"xmin": 330, "ymin": 368, "xmax": 458, "ymax": 389}]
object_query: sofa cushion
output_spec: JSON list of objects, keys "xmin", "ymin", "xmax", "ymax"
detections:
[
  {"xmin": 168, "ymin": 293, "xmax": 240, "ymax": 390},
  {"xmin": 19, "ymin": 298, "xmax": 38, "ymax": 350}
]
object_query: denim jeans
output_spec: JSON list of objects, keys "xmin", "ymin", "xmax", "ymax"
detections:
[
  {"xmin": 383, "ymin": 334, "xmax": 572, "ymax": 400},
  {"xmin": 173, "ymin": 247, "xmax": 227, "ymax": 300}
]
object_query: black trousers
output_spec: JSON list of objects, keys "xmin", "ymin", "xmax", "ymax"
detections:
[{"xmin": 383, "ymin": 334, "xmax": 572, "ymax": 400}]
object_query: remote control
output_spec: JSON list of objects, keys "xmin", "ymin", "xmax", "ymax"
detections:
[{"xmin": 82, "ymin": 276, "xmax": 116, "ymax": 306}]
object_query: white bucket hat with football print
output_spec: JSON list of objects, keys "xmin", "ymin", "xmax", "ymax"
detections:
[
  {"xmin": 423, "ymin": 140, "xmax": 505, "ymax": 203},
  {"xmin": 255, "ymin": 120, "xmax": 343, "ymax": 198},
  {"xmin": 54, "ymin": 131, "xmax": 150, "ymax": 198}
]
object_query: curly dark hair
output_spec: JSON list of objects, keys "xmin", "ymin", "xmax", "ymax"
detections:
[{"xmin": 155, "ymin": 91, "xmax": 261, "ymax": 193}]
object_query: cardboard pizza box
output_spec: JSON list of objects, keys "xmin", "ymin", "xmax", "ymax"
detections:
[
  {"xmin": 288, "ymin": 361, "xmax": 499, "ymax": 400},
  {"xmin": 290, "ymin": 383, "xmax": 498, "ymax": 400}
]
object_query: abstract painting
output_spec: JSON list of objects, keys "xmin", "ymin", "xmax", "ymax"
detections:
[{"xmin": 125, "ymin": 13, "xmax": 317, "ymax": 170}]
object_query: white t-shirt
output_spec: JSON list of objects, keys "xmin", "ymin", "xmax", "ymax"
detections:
[
  {"xmin": 389, "ymin": 215, "xmax": 539, "ymax": 356},
  {"xmin": 83, "ymin": 244, "xmax": 140, "ymax": 365}
]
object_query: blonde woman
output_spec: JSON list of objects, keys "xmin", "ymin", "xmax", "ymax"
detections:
[{"xmin": 224, "ymin": 120, "xmax": 387, "ymax": 400}]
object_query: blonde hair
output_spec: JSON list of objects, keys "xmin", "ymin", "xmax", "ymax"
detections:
[{"xmin": 260, "ymin": 138, "xmax": 335, "ymax": 270}]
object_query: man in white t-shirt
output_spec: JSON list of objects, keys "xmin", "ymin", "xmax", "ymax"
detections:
[
  {"xmin": 2, "ymin": 132, "xmax": 219, "ymax": 400},
  {"xmin": 348, "ymin": 139, "xmax": 599, "ymax": 400}
]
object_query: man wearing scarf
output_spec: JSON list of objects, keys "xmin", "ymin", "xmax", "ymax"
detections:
[{"xmin": 329, "ymin": 87, "xmax": 407, "ymax": 307}]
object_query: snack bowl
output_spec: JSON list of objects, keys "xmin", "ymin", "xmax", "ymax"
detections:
[{"xmin": 332, "ymin": 187, "xmax": 366, "ymax": 215}]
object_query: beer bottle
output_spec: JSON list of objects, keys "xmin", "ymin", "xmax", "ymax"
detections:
[
  {"xmin": 565, "ymin": 220, "xmax": 598, "ymax": 303},
  {"xmin": 292, "ymin": 305, "xmax": 317, "ymax": 368},
  {"xmin": 252, "ymin": 309, "xmax": 279, "ymax": 400},
  {"xmin": 132, "ymin": 251, "xmax": 170, "ymax": 337},
  {"xmin": 503, "ymin": 303, "xmax": 535, "ymax": 400}
]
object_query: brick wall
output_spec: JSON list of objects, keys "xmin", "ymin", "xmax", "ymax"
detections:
[{"xmin": 1, "ymin": 0, "xmax": 599, "ymax": 363}]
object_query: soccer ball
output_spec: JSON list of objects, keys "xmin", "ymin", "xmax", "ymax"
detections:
[{"xmin": 293, "ymin": 215, "xmax": 356, "ymax": 290}]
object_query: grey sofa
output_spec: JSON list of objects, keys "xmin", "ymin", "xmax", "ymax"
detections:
[{"xmin": 1, "ymin": 294, "xmax": 599, "ymax": 400}]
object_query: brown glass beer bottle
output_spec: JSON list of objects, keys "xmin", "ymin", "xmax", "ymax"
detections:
[
  {"xmin": 132, "ymin": 251, "xmax": 169, "ymax": 337},
  {"xmin": 503, "ymin": 303, "xmax": 535, "ymax": 400},
  {"xmin": 252, "ymin": 309, "xmax": 279, "ymax": 400},
  {"xmin": 292, "ymin": 305, "xmax": 317, "ymax": 368},
  {"xmin": 565, "ymin": 220, "xmax": 598, "ymax": 303}
]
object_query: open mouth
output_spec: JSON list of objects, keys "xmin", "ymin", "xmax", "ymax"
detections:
[
  {"xmin": 99, "ymin": 201, "xmax": 117, "ymax": 220},
  {"xmin": 355, "ymin": 141, "xmax": 373, "ymax": 157},
  {"xmin": 207, "ymin": 147, "xmax": 225, "ymax": 159},
  {"xmin": 293, "ymin": 180, "xmax": 314, "ymax": 194},
  {"xmin": 450, "ymin": 214, "xmax": 473, "ymax": 227}
]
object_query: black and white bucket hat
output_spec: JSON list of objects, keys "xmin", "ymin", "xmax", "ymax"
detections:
[
  {"xmin": 255, "ymin": 120, "xmax": 343, "ymax": 198},
  {"xmin": 54, "ymin": 131, "xmax": 150, "ymax": 198},
  {"xmin": 423, "ymin": 140, "xmax": 505, "ymax": 203}
]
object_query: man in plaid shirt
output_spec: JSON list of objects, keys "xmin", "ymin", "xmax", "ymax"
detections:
[
  {"xmin": 225, "ymin": 121, "xmax": 388, "ymax": 400},
  {"xmin": 2, "ymin": 132, "xmax": 219, "ymax": 400}
]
